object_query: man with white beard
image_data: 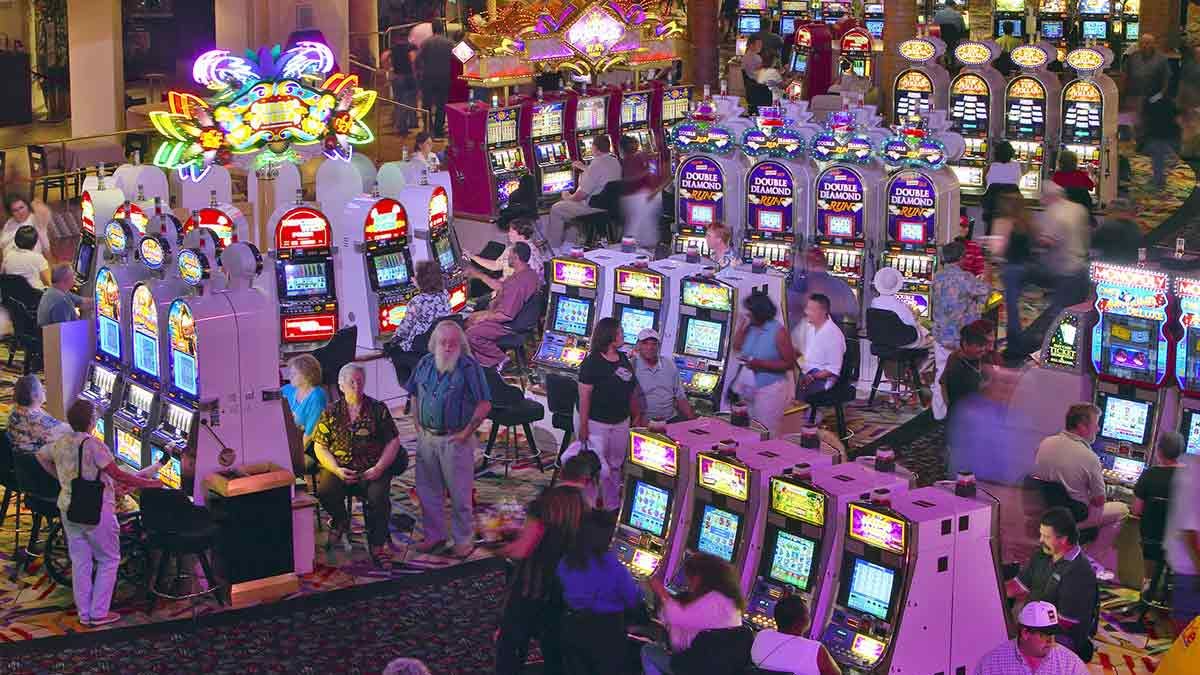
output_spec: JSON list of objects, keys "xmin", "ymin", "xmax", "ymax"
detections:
[{"xmin": 406, "ymin": 320, "xmax": 492, "ymax": 558}]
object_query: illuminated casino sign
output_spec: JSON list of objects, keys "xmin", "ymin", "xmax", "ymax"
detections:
[
  {"xmin": 671, "ymin": 121, "xmax": 735, "ymax": 155},
  {"xmin": 429, "ymin": 187, "xmax": 449, "ymax": 231},
  {"xmin": 746, "ymin": 161, "xmax": 795, "ymax": 235},
  {"xmin": 275, "ymin": 207, "xmax": 331, "ymax": 249},
  {"xmin": 114, "ymin": 203, "xmax": 149, "ymax": 234},
  {"xmin": 848, "ymin": 503, "xmax": 906, "ymax": 554},
  {"xmin": 1011, "ymin": 44, "xmax": 1049, "ymax": 69},
  {"xmin": 898, "ymin": 38, "xmax": 938, "ymax": 63},
  {"xmin": 815, "ymin": 167, "xmax": 864, "ymax": 238},
  {"xmin": 184, "ymin": 208, "xmax": 235, "ymax": 248},
  {"xmin": 741, "ymin": 126, "xmax": 805, "ymax": 159},
  {"xmin": 552, "ymin": 259, "xmax": 598, "ymax": 289},
  {"xmin": 1176, "ymin": 276, "xmax": 1200, "ymax": 390},
  {"xmin": 1045, "ymin": 313, "xmax": 1081, "ymax": 370},
  {"xmin": 886, "ymin": 172, "xmax": 936, "ymax": 244},
  {"xmin": 177, "ymin": 249, "xmax": 210, "ymax": 286},
  {"xmin": 630, "ymin": 430, "xmax": 678, "ymax": 476},
  {"xmin": 151, "ymin": 41, "xmax": 376, "ymax": 181},
  {"xmin": 954, "ymin": 42, "xmax": 994, "ymax": 66},
  {"xmin": 139, "ymin": 236, "xmax": 167, "ymax": 270},
  {"xmin": 81, "ymin": 192, "xmax": 96, "ymax": 234},
  {"xmin": 882, "ymin": 117, "xmax": 948, "ymax": 170},
  {"xmin": 1089, "ymin": 262, "xmax": 1169, "ymax": 291},
  {"xmin": 105, "ymin": 220, "xmax": 130, "ymax": 256},
  {"xmin": 676, "ymin": 156, "xmax": 725, "ymax": 224},
  {"xmin": 811, "ymin": 110, "xmax": 874, "ymax": 164},
  {"xmin": 840, "ymin": 27, "xmax": 872, "ymax": 53},
  {"xmin": 363, "ymin": 198, "xmax": 408, "ymax": 242}
]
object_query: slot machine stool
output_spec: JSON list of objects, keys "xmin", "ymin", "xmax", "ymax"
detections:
[
  {"xmin": 140, "ymin": 489, "xmax": 225, "ymax": 609},
  {"xmin": 544, "ymin": 373, "xmax": 579, "ymax": 487},
  {"xmin": 479, "ymin": 370, "xmax": 546, "ymax": 479},
  {"xmin": 495, "ymin": 291, "xmax": 546, "ymax": 392},
  {"xmin": 802, "ymin": 336, "xmax": 861, "ymax": 441},
  {"xmin": 865, "ymin": 309, "xmax": 929, "ymax": 408}
]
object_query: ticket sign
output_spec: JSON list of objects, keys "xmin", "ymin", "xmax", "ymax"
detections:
[
  {"xmin": 617, "ymin": 269, "xmax": 663, "ymax": 301},
  {"xmin": 677, "ymin": 157, "xmax": 725, "ymax": 221},
  {"xmin": 746, "ymin": 161, "xmax": 794, "ymax": 235},
  {"xmin": 282, "ymin": 313, "xmax": 338, "ymax": 344},
  {"xmin": 770, "ymin": 479, "xmax": 825, "ymax": 526},
  {"xmin": 630, "ymin": 430, "xmax": 679, "ymax": 476},
  {"xmin": 552, "ymin": 259, "xmax": 598, "ymax": 288},
  {"xmin": 275, "ymin": 207, "xmax": 332, "ymax": 249},
  {"xmin": 1045, "ymin": 313, "xmax": 1080, "ymax": 370},
  {"xmin": 886, "ymin": 172, "xmax": 936, "ymax": 244},
  {"xmin": 816, "ymin": 168, "xmax": 865, "ymax": 238},
  {"xmin": 364, "ymin": 198, "xmax": 408, "ymax": 242},
  {"xmin": 698, "ymin": 454, "xmax": 749, "ymax": 501},
  {"xmin": 848, "ymin": 503, "xmax": 906, "ymax": 554}
]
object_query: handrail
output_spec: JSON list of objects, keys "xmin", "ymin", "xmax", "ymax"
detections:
[{"xmin": 0, "ymin": 127, "xmax": 156, "ymax": 155}]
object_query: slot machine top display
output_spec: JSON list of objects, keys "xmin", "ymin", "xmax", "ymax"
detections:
[
  {"xmin": 1175, "ymin": 275, "xmax": 1200, "ymax": 395},
  {"xmin": 362, "ymin": 198, "xmax": 415, "ymax": 336},
  {"xmin": 1089, "ymin": 262, "xmax": 1171, "ymax": 388},
  {"xmin": 274, "ymin": 206, "xmax": 338, "ymax": 348},
  {"xmin": 184, "ymin": 208, "xmax": 237, "ymax": 250}
]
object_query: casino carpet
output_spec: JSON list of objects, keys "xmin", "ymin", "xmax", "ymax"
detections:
[{"xmin": 1121, "ymin": 140, "xmax": 1196, "ymax": 234}]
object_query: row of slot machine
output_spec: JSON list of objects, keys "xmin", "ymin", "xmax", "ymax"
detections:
[
  {"xmin": 609, "ymin": 419, "xmax": 1009, "ymax": 673},
  {"xmin": 445, "ymin": 81, "xmax": 693, "ymax": 221},
  {"xmin": 890, "ymin": 38, "xmax": 1118, "ymax": 208},
  {"xmin": 992, "ymin": 0, "xmax": 1141, "ymax": 59},
  {"xmin": 734, "ymin": 0, "xmax": 885, "ymax": 54},
  {"xmin": 783, "ymin": 23, "xmax": 879, "ymax": 103}
]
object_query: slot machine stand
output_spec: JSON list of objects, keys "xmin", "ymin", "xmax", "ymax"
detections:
[
  {"xmin": 42, "ymin": 319, "xmax": 93, "ymax": 420},
  {"xmin": 204, "ymin": 463, "xmax": 299, "ymax": 608}
]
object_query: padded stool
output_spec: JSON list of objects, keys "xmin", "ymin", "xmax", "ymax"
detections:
[
  {"xmin": 141, "ymin": 490, "xmax": 224, "ymax": 609},
  {"xmin": 481, "ymin": 399, "xmax": 546, "ymax": 478}
]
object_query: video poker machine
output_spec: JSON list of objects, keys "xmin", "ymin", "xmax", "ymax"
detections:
[
  {"xmin": 336, "ymin": 195, "xmax": 416, "ymax": 350},
  {"xmin": 1121, "ymin": 0, "xmax": 1140, "ymax": 42},
  {"xmin": 613, "ymin": 429, "xmax": 689, "ymax": 579},
  {"xmin": 1004, "ymin": 44, "xmax": 1063, "ymax": 198},
  {"xmin": 654, "ymin": 83, "xmax": 693, "ymax": 173},
  {"xmin": 949, "ymin": 42, "xmax": 1007, "ymax": 194},
  {"xmin": 617, "ymin": 88, "xmax": 656, "ymax": 161},
  {"xmin": 527, "ymin": 99, "xmax": 574, "ymax": 207},
  {"xmin": 673, "ymin": 274, "xmax": 737, "ymax": 407},
  {"xmin": 993, "ymin": 0, "xmax": 1029, "ymax": 40},
  {"xmin": 879, "ymin": 167, "xmax": 960, "ymax": 320},
  {"xmin": 1174, "ymin": 275, "xmax": 1200, "ymax": 458},
  {"xmin": 838, "ymin": 27, "xmax": 876, "ymax": 83},
  {"xmin": 534, "ymin": 255, "xmax": 602, "ymax": 375},
  {"xmin": 1061, "ymin": 47, "xmax": 1119, "ymax": 209},
  {"xmin": 401, "ymin": 183, "xmax": 468, "ymax": 314},
  {"xmin": 612, "ymin": 261, "xmax": 668, "ymax": 351},
  {"xmin": 779, "ymin": 0, "xmax": 810, "ymax": 37},
  {"xmin": 1039, "ymin": 0, "xmax": 1070, "ymax": 60},
  {"xmin": 789, "ymin": 24, "xmax": 834, "ymax": 101},
  {"xmin": 74, "ymin": 178, "xmax": 126, "ymax": 294},
  {"xmin": 1078, "ymin": 0, "xmax": 1113, "ymax": 45},
  {"xmin": 819, "ymin": 486, "xmax": 1007, "ymax": 674},
  {"xmin": 445, "ymin": 101, "xmax": 528, "ymax": 220},
  {"xmin": 270, "ymin": 199, "xmax": 339, "ymax": 353},
  {"xmin": 892, "ymin": 38, "xmax": 949, "ymax": 122},
  {"xmin": 1090, "ymin": 262, "xmax": 1173, "ymax": 479},
  {"xmin": 736, "ymin": 0, "xmax": 767, "ymax": 56},
  {"xmin": 573, "ymin": 93, "xmax": 611, "ymax": 166},
  {"xmin": 863, "ymin": 4, "xmax": 885, "ymax": 43}
]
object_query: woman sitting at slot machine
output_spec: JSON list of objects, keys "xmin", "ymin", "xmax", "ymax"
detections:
[
  {"xmin": 411, "ymin": 131, "xmax": 441, "ymax": 172},
  {"xmin": 641, "ymin": 553, "xmax": 746, "ymax": 675},
  {"xmin": 465, "ymin": 218, "xmax": 545, "ymax": 300},
  {"xmin": 386, "ymin": 261, "xmax": 453, "ymax": 384},
  {"xmin": 577, "ymin": 317, "xmax": 644, "ymax": 512},
  {"xmin": 704, "ymin": 223, "xmax": 738, "ymax": 270},
  {"xmin": 311, "ymin": 364, "xmax": 406, "ymax": 566},
  {"xmin": 730, "ymin": 291, "xmax": 797, "ymax": 439},
  {"xmin": 8, "ymin": 374, "xmax": 69, "ymax": 455},
  {"xmin": 36, "ymin": 399, "xmax": 165, "ymax": 627},
  {"xmin": 281, "ymin": 354, "xmax": 328, "ymax": 450}
]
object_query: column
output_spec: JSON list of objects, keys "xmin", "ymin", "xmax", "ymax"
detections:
[
  {"xmin": 66, "ymin": 0, "xmax": 123, "ymax": 136},
  {"xmin": 215, "ymin": 0, "xmax": 270, "ymax": 56},
  {"xmin": 967, "ymin": 0, "xmax": 991, "ymax": 42},
  {"xmin": 880, "ymin": 2, "xmax": 917, "ymax": 125},
  {"xmin": 687, "ymin": 0, "xmax": 719, "ymax": 91}
]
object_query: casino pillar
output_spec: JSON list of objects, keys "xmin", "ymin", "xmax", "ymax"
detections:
[
  {"xmin": 215, "ymin": 0, "xmax": 271, "ymax": 55},
  {"xmin": 348, "ymin": 0, "xmax": 379, "ymax": 70},
  {"xmin": 880, "ymin": 1, "xmax": 918, "ymax": 125},
  {"xmin": 67, "ymin": 0, "xmax": 124, "ymax": 136},
  {"xmin": 966, "ymin": 0, "xmax": 990, "ymax": 41},
  {"xmin": 687, "ymin": 0, "xmax": 719, "ymax": 92},
  {"xmin": 256, "ymin": 169, "xmax": 277, "ymax": 249}
]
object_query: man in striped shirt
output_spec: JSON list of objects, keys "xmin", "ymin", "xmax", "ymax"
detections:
[{"xmin": 975, "ymin": 601, "xmax": 1089, "ymax": 674}]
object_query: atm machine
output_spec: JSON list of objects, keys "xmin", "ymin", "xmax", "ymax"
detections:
[
  {"xmin": 533, "ymin": 254, "xmax": 602, "ymax": 376},
  {"xmin": 74, "ymin": 178, "xmax": 127, "ymax": 294},
  {"xmin": 527, "ymin": 98, "xmax": 574, "ymax": 207},
  {"xmin": 612, "ymin": 260, "xmax": 668, "ymax": 349},
  {"xmin": 949, "ymin": 42, "xmax": 1007, "ymax": 195},
  {"xmin": 993, "ymin": 0, "xmax": 1028, "ymax": 40},
  {"xmin": 669, "ymin": 116, "xmax": 742, "ymax": 254},
  {"xmin": 573, "ymin": 92, "xmax": 612, "ymax": 168},
  {"xmin": 1090, "ymin": 261, "xmax": 1174, "ymax": 482},
  {"xmin": 1038, "ymin": 0, "xmax": 1070, "ymax": 60},
  {"xmin": 1078, "ymin": 0, "xmax": 1113, "ymax": 46},
  {"xmin": 1061, "ymin": 46, "xmax": 1119, "ymax": 209},
  {"xmin": 740, "ymin": 108, "xmax": 814, "ymax": 271},
  {"xmin": 819, "ymin": 486, "xmax": 1008, "ymax": 674},
  {"xmin": 401, "ymin": 182, "xmax": 468, "ymax": 312},
  {"xmin": 892, "ymin": 38, "xmax": 949, "ymax": 122},
  {"xmin": 445, "ymin": 100, "xmax": 528, "ymax": 220},
  {"xmin": 788, "ymin": 24, "xmax": 834, "ymax": 101},
  {"xmin": 612, "ymin": 429, "xmax": 690, "ymax": 578},
  {"xmin": 1003, "ymin": 44, "xmax": 1062, "ymax": 198},
  {"xmin": 269, "ymin": 196, "xmax": 340, "ymax": 353},
  {"xmin": 617, "ymin": 87, "xmax": 656, "ymax": 160},
  {"xmin": 672, "ymin": 273, "xmax": 737, "ymax": 408},
  {"xmin": 336, "ymin": 194, "xmax": 416, "ymax": 350},
  {"xmin": 1174, "ymin": 274, "xmax": 1200, "ymax": 456}
]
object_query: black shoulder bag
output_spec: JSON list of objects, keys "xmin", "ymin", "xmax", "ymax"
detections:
[{"xmin": 66, "ymin": 437, "xmax": 105, "ymax": 525}]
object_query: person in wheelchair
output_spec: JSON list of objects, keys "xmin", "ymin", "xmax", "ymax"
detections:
[{"xmin": 385, "ymin": 261, "xmax": 452, "ymax": 384}]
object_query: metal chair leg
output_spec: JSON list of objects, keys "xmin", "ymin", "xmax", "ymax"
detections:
[
  {"xmin": 523, "ymin": 423, "xmax": 543, "ymax": 472},
  {"xmin": 868, "ymin": 360, "xmax": 886, "ymax": 406}
]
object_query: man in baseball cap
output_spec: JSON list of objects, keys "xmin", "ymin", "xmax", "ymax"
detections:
[
  {"xmin": 630, "ymin": 327, "xmax": 695, "ymax": 423},
  {"xmin": 974, "ymin": 601, "xmax": 1089, "ymax": 674}
]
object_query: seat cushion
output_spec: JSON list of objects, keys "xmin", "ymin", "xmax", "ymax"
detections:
[
  {"xmin": 871, "ymin": 345, "xmax": 929, "ymax": 361},
  {"xmin": 807, "ymin": 384, "xmax": 855, "ymax": 406},
  {"xmin": 496, "ymin": 333, "xmax": 526, "ymax": 349},
  {"xmin": 490, "ymin": 399, "xmax": 546, "ymax": 425},
  {"xmin": 157, "ymin": 522, "xmax": 220, "ymax": 554}
]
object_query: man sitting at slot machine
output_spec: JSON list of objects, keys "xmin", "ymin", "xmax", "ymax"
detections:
[
  {"xmin": 465, "ymin": 242, "xmax": 540, "ymax": 369},
  {"xmin": 1006, "ymin": 508, "xmax": 1099, "ymax": 662},
  {"xmin": 869, "ymin": 267, "xmax": 932, "ymax": 350},
  {"xmin": 546, "ymin": 135, "xmax": 622, "ymax": 250},
  {"xmin": 631, "ymin": 328, "xmax": 696, "ymax": 424},
  {"xmin": 37, "ymin": 263, "xmax": 89, "ymax": 327},
  {"xmin": 794, "ymin": 293, "xmax": 846, "ymax": 402},
  {"xmin": 975, "ymin": 601, "xmax": 1090, "ymax": 675},
  {"xmin": 311, "ymin": 364, "xmax": 406, "ymax": 566},
  {"xmin": 750, "ymin": 595, "xmax": 843, "ymax": 675},
  {"xmin": 790, "ymin": 248, "xmax": 858, "ymax": 336},
  {"xmin": 464, "ymin": 218, "xmax": 545, "ymax": 301}
]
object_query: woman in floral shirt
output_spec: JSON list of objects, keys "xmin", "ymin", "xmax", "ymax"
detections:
[
  {"xmin": 7, "ymin": 375, "xmax": 68, "ymax": 455},
  {"xmin": 386, "ymin": 260, "xmax": 452, "ymax": 384}
]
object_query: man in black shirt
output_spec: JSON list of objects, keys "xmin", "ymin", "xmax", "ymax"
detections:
[
  {"xmin": 1134, "ymin": 431, "xmax": 1185, "ymax": 594},
  {"xmin": 1006, "ymin": 507, "xmax": 1099, "ymax": 662},
  {"xmin": 940, "ymin": 319, "xmax": 993, "ymax": 419}
]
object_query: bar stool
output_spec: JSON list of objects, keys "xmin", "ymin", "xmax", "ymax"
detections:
[{"xmin": 140, "ymin": 489, "xmax": 225, "ymax": 609}]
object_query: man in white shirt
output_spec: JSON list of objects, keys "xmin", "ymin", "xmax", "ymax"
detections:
[
  {"xmin": 869, "ymin": 266, "xmax": 931, "ymax": 349},
  {"xmin": 1166, "ymin": 454, "xmax": 1200, "ymax": 630},
  {"xmin": 751, "ymin": 596, "xmax": 842, "ymax": 675},
  {"xmin": 546, "ymin": 134, "xmax": 622, "ymax": 250},
  {"xmin": 794, "ymin": 293, "xmax": 846, "ymax": 400},
  {"xmin": 1, "ymin": 225, "xmax": 50, "ymax": 289}
]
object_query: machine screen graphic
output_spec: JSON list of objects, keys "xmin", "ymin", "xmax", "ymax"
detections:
[
  {"xmin": 541, "ymin": 169, "xmax": 576, "ymax": 194},
  {"xmin": 687, "ymin": 204, "xmax": 715, "ymax": 226},
  {"xmin": 75, "ymin": 243, "xmax": 94, "ymax": 277},
  {"xmin": 898, "ymin": 221, "xmax": 925, "ymax": 244},
  {"xmin": 95, "ymin": 268, "xmax": 121, "ymax": 359},
  {"xmin": 791, "ymin": 52, "xmax": 809, "ymax": 73},
  {"xmin": 132, "ymin": 285, "xmax": 158, "ymax": 377},
  {"xmin": 1041, "ymin": 21, "xmax": 1064, "ymax": 39},
  {"xmin": 151, "ymin": 447, "xmax": 182, "ymax": 489},
  {"xmin": 621, "ymin": 94, "xmax": 649, "ymax": 125},
  {"xmin": 1005, "ymin": 77, "xmax": 1046, "ymax": 138},
  {"xmin": 738, "ymin": 15, "xmax": 761, "ymax": 33},
  {"xmin": 757, "ymin": 210, "xmax": 784, "ymax": 232},
  {"xmin": 699, "ymin": 455, "xmax": 749, "ymax": 500},
  {"xmin": 577, "ymin": 97, "xmax": 607, "ymax": 131},
  {"xmin": 168, "ymin": 301, "xmax": 198, "ymax": 398},
  {"xmin": 617, "ymin": 270, "xmax": 663, "ymax": 300},
  {"xmin": 284, "ymin": 262, "xmax": 329, "ymax": 297},
  {"xmin": 553, "ymin": 296, "xmax": 592, "ymax": 336},
  {"xmin": 847, "ymin": 558, "xmax": 896, "ymax": 620},
  {"xmin": 681, "ymin": 281, "xmax": 732, "ymax": 311},
  {"xmin": 374, "ymin": 253, "xmax": 411, "ymax": 288},
  {"xmin": 995, "ymin": 0, "xmax": 1023, "ymax": 9},
  {"xmin": 116, "ymin": 428, "xmax": 142, "ymax": 469},
  {"xmin": 631, "ymin": 431, "xmax": 678, "ymax": 475},
  {"xmin": 770, "ymin": 479, "xmax": 825, "ymax": 525},
  {"xmin": 1082, "ymin": 20, "xmax": 1107, "ymax": 39},
  {"xmin": 769, "ymin": 531, "xmax": 816, "ymax": 590},
  {"xmin": 1100, "ymin": 395, "xmax": 1153, "ymax": 445},
  {"xmin": 620, "ymin": 306, "xmax": 656, "ymax": 346},
  {"xmin": 683, "ymin": 317, "xmax": 724, "ymax": 361},
  {"xmin": 98, "ymin": 316, "xmax": 121, "ymax": 360},
  {"xmin": 826, "ymin": 215, "xmax": 854, "ymax": 237},
  {"xmin": 530, "ymin": 102, "xmax": 563, "ymax": 138},
  {"xmin": 134, "ymin": 332, "xmax": 159, "ymax": 378},
  {"xmin": 1186, "ymin": 412, "xmax": 1200, "ymax": 455},
  {"xmin": 697, "ymin": 504, "xmax": 741, "ymax": 562},
  {"xmin": 628, "ymin": 480, "xmax": 670, "ymax": 536},
  {"xmin": 849, "ymin": 504, "xmax": 906, "ymax": 553},
  {"xmin": 434, "ymin": 236, "xmax": 456, "ymax": 272}
]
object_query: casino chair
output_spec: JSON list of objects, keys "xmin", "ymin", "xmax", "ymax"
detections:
[
  {"xmin": 140, "ymin": 488, "xmax": 225, "ymax": 609},
  {"xmin": 865, "ymin": 308, "xmax": 930, "ymax": 409},
  {"xmin": 10, "ymin": 451, "xmax": 62, "ymax": 581},
  {"xmin": 0, "ymin": 431, "xmax": 29, "ymax": 540},
  {"xmin": 1021, "ymin": 475, "xmax": 1098, "ymax": 544},
  {"xmin": 669, "ymin": 625, "xmax": 754, "ymax": 675},
  {"xmin": 571, "ymin": 180, "xmax": 625, "ymax": 248},
  {"xmin": 496, "ymin": 290, "xmax": 545, "ymax": 392},
  {"xmin": 545, "ymin": 372, "xmax": 579, "ymax": 487},
  {"xmin": 803, "ymin": 330, "xmax": 860, "ymax": 441},
  {"xmin": 310, "ymin": 324, "xmax": 358, "ymax": 400},
  {"xmin": 479, "ymin": 367, "xmax": 545, "ymax": 478},
  {"xmin": 0, "ymin": 274, "xmax": 44, "ymax": 374}
]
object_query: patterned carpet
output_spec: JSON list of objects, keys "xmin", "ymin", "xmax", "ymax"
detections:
[{"xmin": 1122, "ymin": 141, "xmax": 1196, "ymax": 234}]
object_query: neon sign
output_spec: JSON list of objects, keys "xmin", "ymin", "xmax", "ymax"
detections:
[
  {"xmin": 848, "ymin": 503, "xmax": 906, "ymax": 554},
  {"xmin": 630, "ymin": 431, "xmax": 678, "ymax": 476},
  {"xmin": 1089, "ymin": 262, "xmax": 1169, "ymax": 291},
  {"xmin": 881, "ymin": 116, "xmax": 948, "ymax": 170},
  {"xmin": 275, "ymin": 207, "xmax": 331, "ymax": 249},
  {"xmin": 671, "ymin": 121, "xmax": 735, "ymax": 155},
  {"xmin": 811, "ymin": 111, "xmax": 874, "ymax": 164}
]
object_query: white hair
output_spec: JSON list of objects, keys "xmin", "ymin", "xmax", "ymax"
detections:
[
  {"xmin": 432, "ymin": 320, "xmax": 471, "ymax": 373},
  {"xmin": 337, "ymin": 362, "xmax": 365, "ymax": 385}
]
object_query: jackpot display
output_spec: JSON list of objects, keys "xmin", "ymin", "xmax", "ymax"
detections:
[{"xmin": 273, "ymin": 206, "xmax": 338, "ymax": 351}]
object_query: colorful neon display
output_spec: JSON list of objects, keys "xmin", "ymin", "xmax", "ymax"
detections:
[
  {"xmin": 848, "ymin": 503, "xmax": 906, "ymax": 554},
  {"xmin": 630, "ymin": 431, "xmax": 679, "ymax": 476},
  {"xmin": 698, "ymin": 454, "xmax": 749, "ymax": 501},
  {"xmin": 881, "ymin": 116, "xmax": 948, "ymax": 170},
  {"xmin": 810, "ymin": 111, "xmax": 874, "ymax": 164}
]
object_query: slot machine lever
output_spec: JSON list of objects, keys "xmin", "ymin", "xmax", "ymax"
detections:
[{"xmin": 200, "ymin": 418, "xmax": 233, "ymax": 452}]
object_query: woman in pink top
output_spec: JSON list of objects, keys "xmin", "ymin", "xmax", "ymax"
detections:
[{"xmin": 642, "ymin": 553, "xmax": 745, "ymax": 674}]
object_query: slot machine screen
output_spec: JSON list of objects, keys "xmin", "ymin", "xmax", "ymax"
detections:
[
  {"xmin": 93, "ymin": 417, "xmax": 106, "ymax": 443},
  {"xmin": 172, "ymin": 349, "xmax": 198, "ymax": 397},
  {"xmin": 541, "ymin": 169, "xmax": 576, "ymax": 195},
  {"xmin": 1064, "ymin": 98, "xmax": 1103, "ymax": 144},
  {"xmin": 846, "ymin": 557, "xmax": 897, "ymax": 620},
  {"xmin": 434, "ymin": 236, "xmax": 457, "ymax": 273},
  {"xmin": 682, "ymin": 317, "xmax": 726, "ymax": 361},
  {"xmin": 530, "ymin": 102, "xmax": 564, "ymax": 138},
  {"xmin": 757, "ymin": 210, "xmax": 785, "ymax": 233},
  {"xmin": 780, "ymin": 16, "xmax": 796, "ymax": 34},
  {"xmin": 768, "ymin": 531, "xmax": 817, "ymax": 591},
  {"xmin": 770, "ymin": 478, "xmax": 825, "ymax": 525},
  {"xmin": 791, "ymin": 51, "xmax": 809, "ymax": 74},
  {"xmin": 619, "ymin": 306, "xmax": 656, "ymax": 346},
  {"xmin": 687, "ymin": 203, "xmax": 716, "ymax": 226},
  {"xmin": 1005, "ymin": 78, "xmax": 1047, "ymax": 139},
  {"xmin": 1041, "ymin": 21, "xmax": 1064, "ymax": 40},
  {"xmin": 1125, "ymin": 22, "xmax": 1139, "ymax": 41},
  {"xmin": 576, "ymin": 97, "xmax": 608, "ymax": 132},
  {"xmin": 1182, "ymin": 410, "xmax": 1200, "ymax": 455},
  {"xmin": 283, "ymin": 262, "xmax": 330, "ymax": 298},
  {"xmin": 621, "ymin": 94, "xmax": 649, "ymax": 125},
  {"xmin": 116, "ymin": 428, "xmax": 143, "ymax": 469},
  {"xmin": 627, "ymin": 480, "xmax": 671, "ymax": 536},
  {"xmin": 681, "ymin": 280, "xmax": 733, "ymax": 311},
  {"xmin": 1082, "ymin": 20, "xmax": 1107, "ymax": 40},
  {"xmin": 133, "ymin": 330, "xmax": 158, "ymax": 377},
  {"xmin": 553, "ymin": 296, "xmax": 593, "ymax": 336},
  {"xmin": 999, "ymin": 19, "xmax": 1022, "ymax": 35},
  {"xmin": 1099, "ymin": 394, "xmax": 1154, "ymax": 446},
  {"xmin": 74, "ymin": 242, "xmax": 95, "ymax": 277},
  {"xmin": 865, "ymin": 19, "xmax": 884, "ymax": 38},
  {"xmin": 98, "ymin": 315, "xmax": 121, "ymax": 359},
  {"xmin": 371, "ymin": 252, "xmax": 411, "ymax": 289},
  {"xmin": 696, "ymin": 504, "xmax": 741, "ymax": 562},
  {"xmin": 826, "ymin": 215, "xmax": 854, "ymax": 238},
  {"xmin": 151, "ymin": 447, "xmax": 182, "ymax": 489},
  {"xmin": 738, "ymin": 15, "xmax": 762, "ymax": 33},
  {"xmin": 898, "ymin": 221, "xmax": 925, "ymax": 244}
]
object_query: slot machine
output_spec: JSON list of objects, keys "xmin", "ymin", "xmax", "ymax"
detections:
[
  {"xmin": 527, "ymin": 99, "xmax": 574, "ymax": 207},
  {"xmin": 612, "ymin": 430, "xmax": 690, "ymax": 578},
  {"xmin": 736, "ymin": 0, "xmax": 767, "ymax": 56},
  {"xmin": 892, "ymin": 38, "xmax": 950, "ymax": 122},
  {"xmin": 670, "ymin": 119, "xmax": 742, "ymax": 254},
  {"xmin": 445, "ymin": 100, "xmax": 528, "ymax": 220},
  {"xmin": 1003, "ymin": 44, "xmax": 1063, "ymax": 198},
  {"xmin": 182, "ymin": 193, "xmax": 248, "ymax": 253},
  {"xmin": 1078, "ymin": 0, "xmax": 1113, "ymax": 45},
  {"xmin": 1090, "ymin": 262, "xmax": 1173, "ymax": 485},
  {"xmin": 745, "ymin": 458, "xmax": 912, "ymax": 633},
  {"xmin": 819, "ymin": 486, "xmax": 1008, "ymax": 674},
  {"xmin": 948, "ymin": 42, "xmax": 1006, "ymax": 195},
  {"xmin": 402, "ymin": 182, "xmax": 468, "ymax": 313},
  {"xmin": 788, "ymin": 24, "xmax": 834, "ymax": 101},
  {"xmin": 673, "ymin": 274, "xmax": 737, "ymax": 407},
  {"xmin": 113, "ymin": 196, "xmax": 151, "ymax": 238},
  {"xmin": 1173, "ymin": 275, "xmax": 1200, "ymax": 458},
  {"xmin": 779, "ymin": 1, "xmax": 808, "ymax": 37},
  {"xmin": 1061, "ymin": 46, "xmax": 1119, "ymax": 209},
  {"xmin": 585, "ymin": 246, "xmax": 656, "ymax": 321},
  {"xmin": 649, "ymin": 258, "xmax": 710, "ymax": 354},
  {"xmin": 993, "ymin": 0, "xmax": 1028, "ymax": 39},
  {"xmin": 863, "ymin": 4, "xmax": 885, "ymax": 43},
  {"xmin": 1122, "ymin": 0, "xmax": 1140, "ymax": 41},
  {"xmin": 336, "ymin": 194, "xmax": 416, "ymax": 350},
  {"xmin": 838, "ymin": 27, "xmax": 875, "ymax": 82},
  {"xmin": 740, "ymin": 108, "xmax": 814, "ymax": 271},
  {"xmin": 1038, "ymin": 0, "xmax": 1070, "ymax": 60},
  {"xmin": 818, "ymin": 0, "xmax": 849, "ymax": 24},
  {"xmin": 534, "ymin": 254, "xmax": 602, "ymax": 375},
  {"xmin": 74, "ymin": 178, "xmax": 126, "ymax": 294},
  {"xmin": 612, "ymin": 260, "xmax": 668, "ymax": 351},
  {"xmin": 269, "ymin": 197, "xmax": 339, "ymax": 353},
  {"xmin": 573, "ymin": 93, "xmax": 611, "ymax": 167},
  {"xmin": 653, "ymin": 82, "xmax": 693, "ymax": 173},
  {"xmin": 617, "ymin": 88, "xmax": 656, "ymax": 161}
]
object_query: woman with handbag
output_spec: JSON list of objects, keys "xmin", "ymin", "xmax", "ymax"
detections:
[
  {"xmin": 730, "ymin": 291, "xmax": 797, "ymax": 438},
  {"xmin": 36, "ymin": 399, "xmax": 164, "ymax": 626}
]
